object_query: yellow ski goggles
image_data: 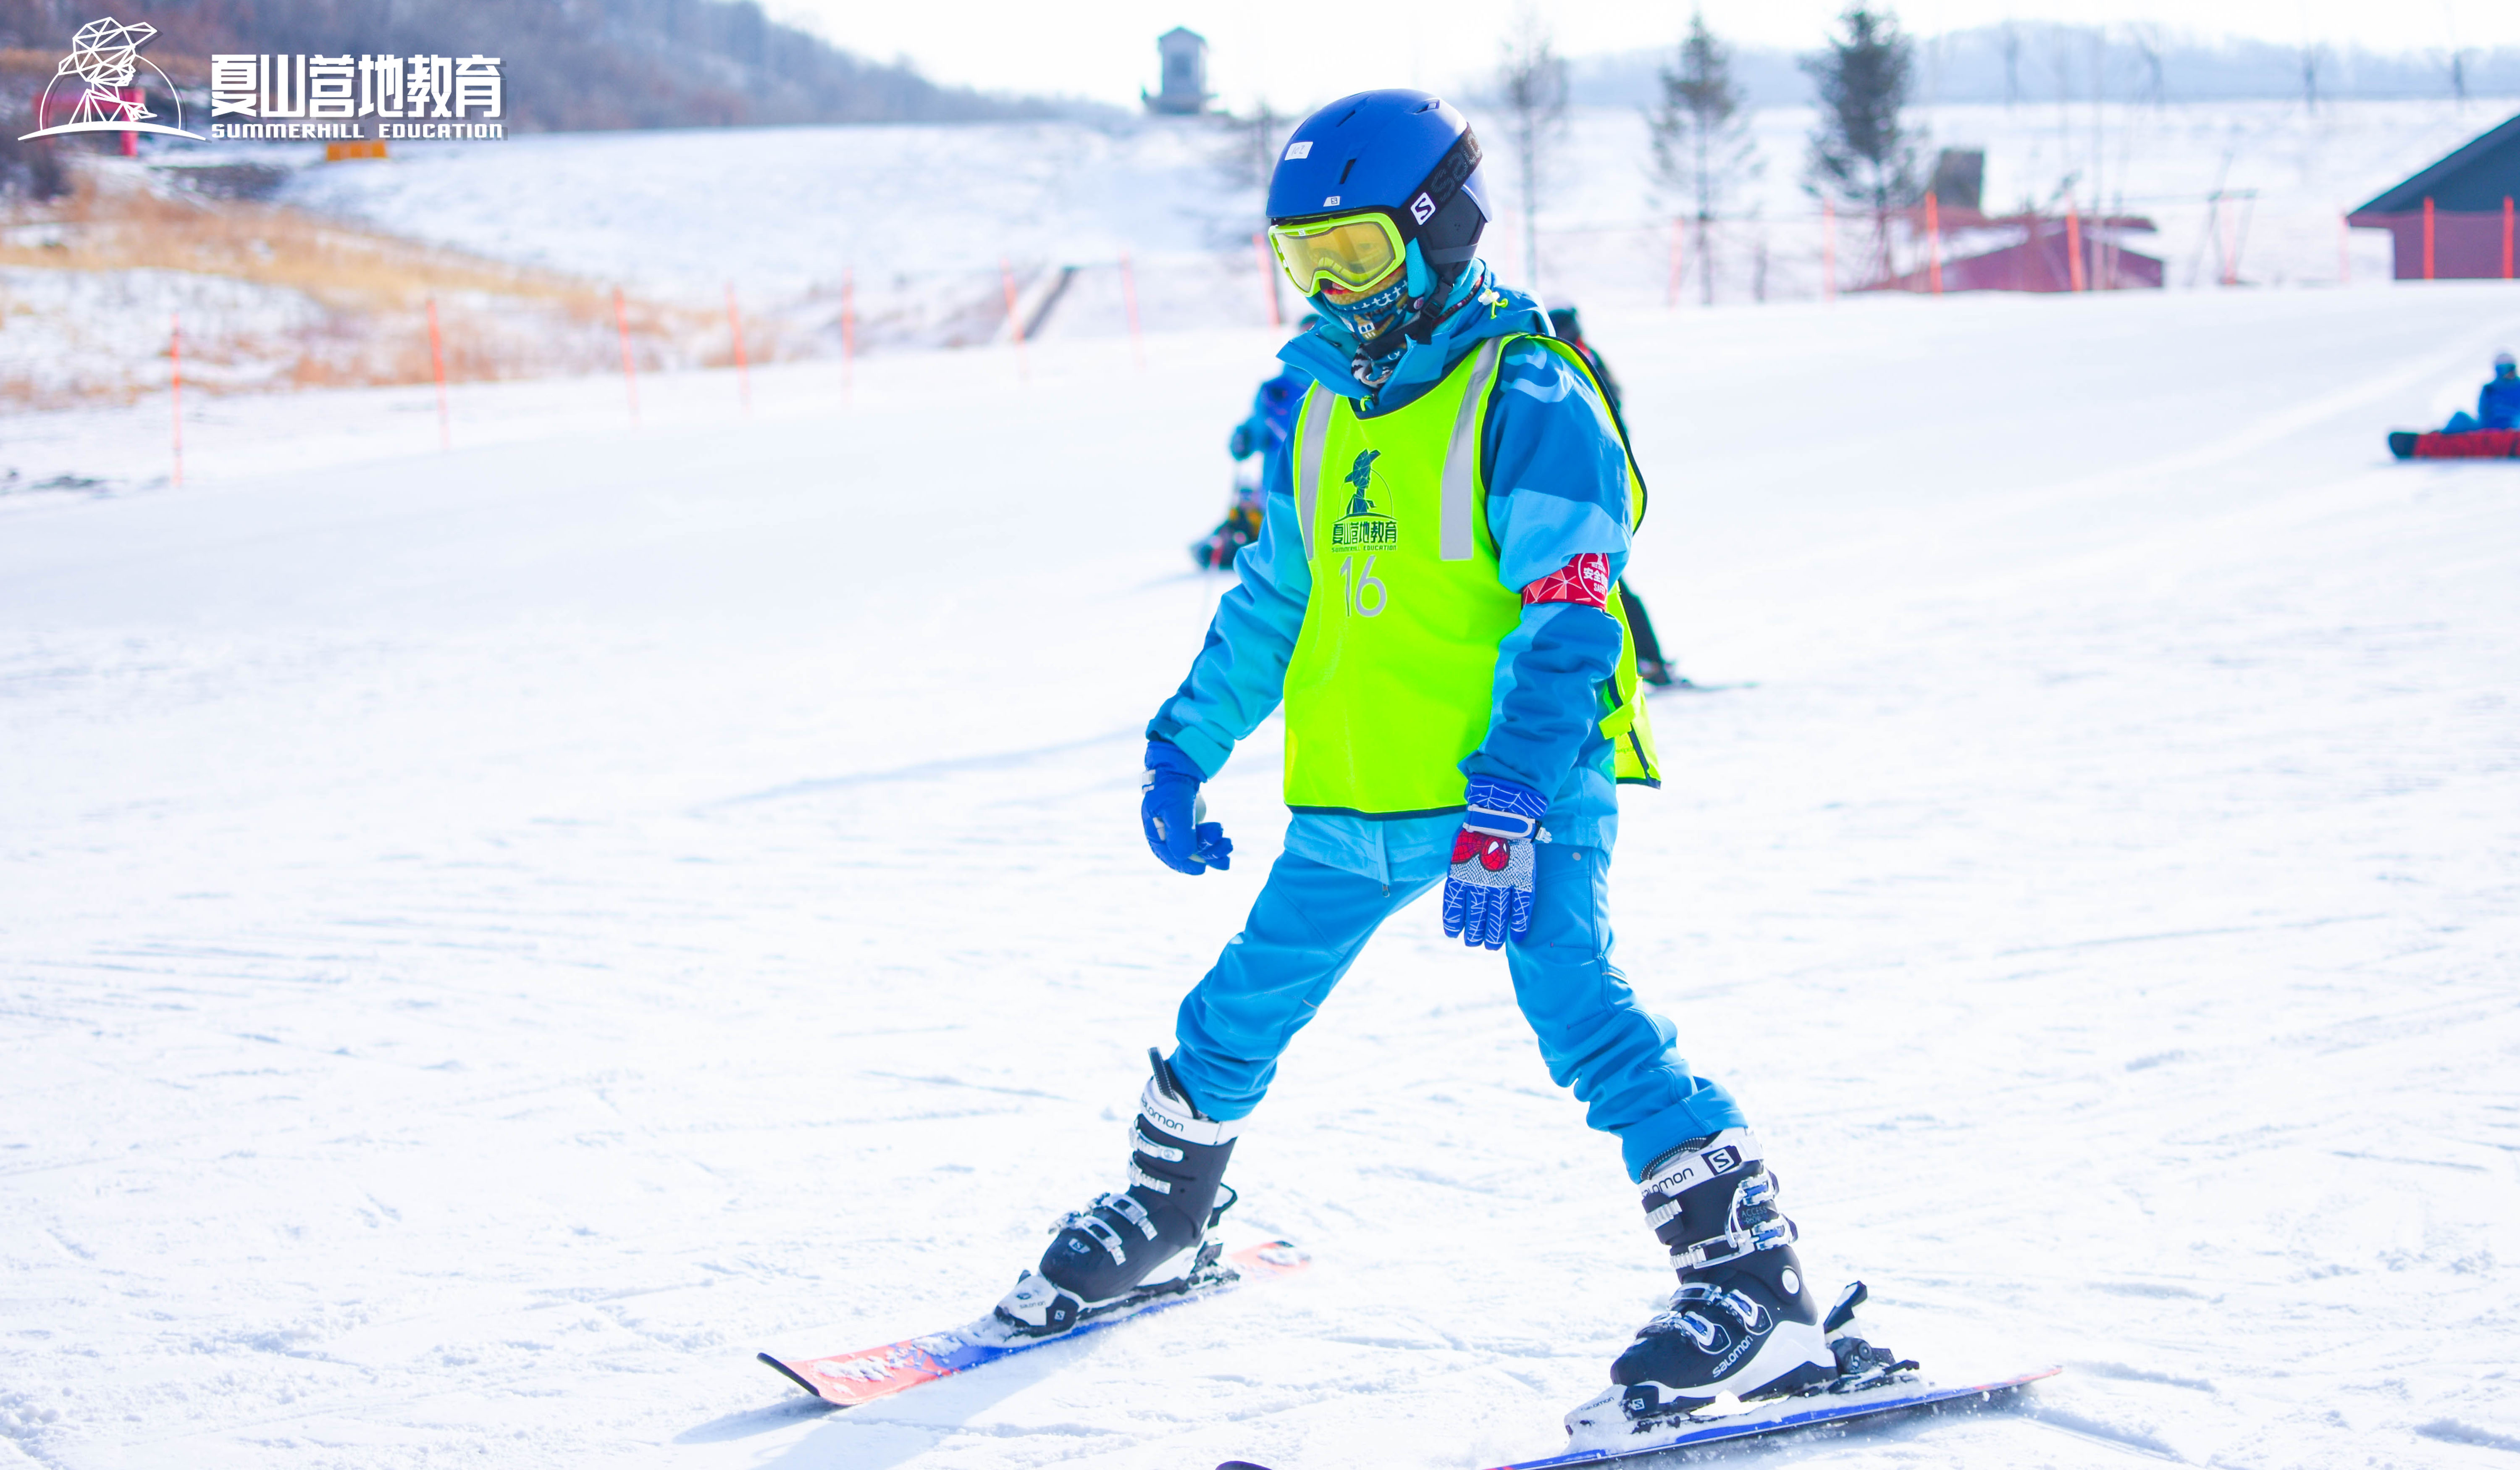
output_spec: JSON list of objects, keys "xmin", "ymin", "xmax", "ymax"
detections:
[{"xmin": 1268, "ymin": 210, "xmax": 1407, "ymax": 295}]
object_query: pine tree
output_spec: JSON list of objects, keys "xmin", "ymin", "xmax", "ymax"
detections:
[
  {"xmin": 1802, "ymin": 6, "xmax": 1922, "ymax": 282},
  {"xmin": 1648, "ymin": 10, "xmax": 1761, "ymax": 306}
]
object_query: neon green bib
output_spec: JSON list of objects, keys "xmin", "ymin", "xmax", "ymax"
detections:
[{"xmin": 1280, "ymin": 334, "xmax": 1661, "ymax": 817}]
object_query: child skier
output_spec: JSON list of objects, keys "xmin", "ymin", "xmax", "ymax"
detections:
[
  {"xmin": 989, "ymin": 90, "xmax": 1876, "ymax": 1431},
  {"xmin": 1194, "ymin": 365, "xmax": 1306, "ymax": 570}
]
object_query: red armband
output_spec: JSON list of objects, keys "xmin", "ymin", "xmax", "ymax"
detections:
[{"xmin": 1522, "ymin": 552, "xmax": 1611, "ymax": 609}]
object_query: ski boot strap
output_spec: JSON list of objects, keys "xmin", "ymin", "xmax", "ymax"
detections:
[
  {"xmin": 1053, "ymin": 1191, "xmax": 1160, "ymax": 1264},
  {"xmin": 1654, "ymin": 1170, "xmax": 1797, "ymax": 1271}
]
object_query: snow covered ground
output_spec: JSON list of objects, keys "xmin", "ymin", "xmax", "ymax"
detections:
[{"xmin": 4, "ymin": 279, "xmax": 2520, "ymax": 1470}]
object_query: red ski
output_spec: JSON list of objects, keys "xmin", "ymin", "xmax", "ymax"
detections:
[{"xmin": 759, "ymin": 1239, "xmax": 1311, "ymax": 1407}]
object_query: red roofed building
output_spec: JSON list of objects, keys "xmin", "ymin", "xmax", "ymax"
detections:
[{"xmin": 2347, "ymin": 113, "xmax": 2520, "ymax": 281}]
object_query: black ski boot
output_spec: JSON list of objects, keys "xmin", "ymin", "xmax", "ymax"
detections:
[
  {"xmin": 993, "ymin": 1049, "xmax": 1240, "ymax": 1338},
  {"xmin": 1566, "ymin": 1131, "xmax": 1838, "ymax": 1435}
]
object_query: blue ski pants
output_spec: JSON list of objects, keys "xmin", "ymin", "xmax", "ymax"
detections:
[{"xmin": 1167, "ymin": 842, "xmax": 1746, "ymax": 1181}]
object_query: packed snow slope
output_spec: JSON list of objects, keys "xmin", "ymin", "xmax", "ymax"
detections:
[{"xmin": 4, "ymin": 281, "xmax": 2520, "ymax": 1470}]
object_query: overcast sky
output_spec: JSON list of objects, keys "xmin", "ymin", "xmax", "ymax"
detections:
[{"xmin": 773, "ymin": 0, "xmax": 2520, "ymax": 113}]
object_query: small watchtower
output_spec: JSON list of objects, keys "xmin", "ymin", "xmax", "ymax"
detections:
[{"xmin": 1143, "ymin": 27, "xmax": 1211, "ymax": 116}]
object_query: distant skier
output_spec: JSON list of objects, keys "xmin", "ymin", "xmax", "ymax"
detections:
[
  {"xmin": 2441, "ymin": 350, "xmax": 2520, "ymax": 433},
  {"xmin": 1546, "ymin": 304, "xmax": 1678, "ymax": 688},
  {"xmin": 1194, "ymin": 363, "xmax": 1306, "ymax": 570},
  {"xmin": 987, "ymin": 89, "xmax": 1887, "ymax": 1435}
]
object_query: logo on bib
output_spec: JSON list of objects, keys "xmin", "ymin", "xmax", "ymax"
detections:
[{"xmin": 1329, "ymin": 449, "xmax": 1399, "ymax": 549}]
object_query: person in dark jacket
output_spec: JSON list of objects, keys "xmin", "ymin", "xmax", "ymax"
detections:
[{"xmin": 1548, "ymin": 305, "xmax": 1679, "ymax": 688}]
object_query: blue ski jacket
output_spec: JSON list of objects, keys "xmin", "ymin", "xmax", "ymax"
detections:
[
  {"xmin": 2479, "ymin": 372, "xmax": 2520, "ymax": 430},
  {"xmin": 1149, "ymin": 265, "xmax": 1638, "ymax": 885},
  {"xmin": 1229, "ymin": 368, "xmax": 1307, "ymax": 464}
]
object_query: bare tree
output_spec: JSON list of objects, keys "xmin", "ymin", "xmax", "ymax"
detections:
[
  {"xmin": 1647, "ymin": 10, "xmax": 1761, "ymax": 306},
  {"xmin": 2125, "ymin": 23, "xmax": 2166, "ymax": 108},
  {"xmin": 1497, "ymin": 9, "xmax": 1568, "ymax": 299},
  {"xmin": 1215, "ymin": 100, "xmax": 1283, "ymax": 191}
]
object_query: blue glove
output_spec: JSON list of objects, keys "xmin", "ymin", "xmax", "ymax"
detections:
[
  {"xmin": 1442, "ymin": 774, "xmax": 1549, "ymax": 950},
  {"xmin": 1142, "ymin": 740, "xmax": 1233, "ymax": 875}
]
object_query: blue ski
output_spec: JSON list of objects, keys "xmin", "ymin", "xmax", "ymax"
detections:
[
  {"xmin": 1216, "ymin": 1365, "xmax": 2057, "ymax": 1470},
  {"xmin": 1486, "ymin": 1366, "xmax": 2061, "ymax": 1466}
]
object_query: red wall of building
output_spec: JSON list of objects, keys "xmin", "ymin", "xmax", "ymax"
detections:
[{"xmin": 2352, "ymin": 210, "xmax": 2520, "ymax": 281}]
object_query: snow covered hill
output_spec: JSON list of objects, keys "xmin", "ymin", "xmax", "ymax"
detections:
[
  {"xmin": 3, "ymin": 281, "xmax": 2519, "ymax": 1470},
  {"xmin": 259, "ymin": 97, "xmax": 2520, "ymax": 339}
]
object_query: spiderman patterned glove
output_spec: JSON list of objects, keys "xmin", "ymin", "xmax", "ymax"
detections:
[
  {"xmin": 1141, "ymin": 740, "xmax": 1233, "ymax": 876},
  {"xmin": 1441, "ymin": 774, "xmax": 1551, "ymax": 950}
]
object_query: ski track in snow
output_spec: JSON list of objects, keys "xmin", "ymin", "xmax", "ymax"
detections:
[{"xmin": 3, "ymin": 282, "xmax": 2519, "ymax": 1470}]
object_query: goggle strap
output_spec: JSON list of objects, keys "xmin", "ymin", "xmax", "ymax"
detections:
[{"xmin": 1400, "ymin": 129, "xmax": 1483, "ymax": 235}]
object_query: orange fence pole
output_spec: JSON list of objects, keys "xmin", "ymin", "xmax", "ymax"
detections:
[
  {"xmin": 1822, "ymin": 200, "xmax": 1836, "ymax": 303},
  {"xmin": 2505, "ymin": 197, "xmax": 2515, "ymax": 281},
  {"xmin": 725, "ymin": 283, "xmax": 751, "ymax": 415},
  {"xmin": 612, "ymin": 286, "xmax": 640, "ymax": 423},
  {"xmin": 841, "ymin": 268, "xmax": 856, "ymax": 407},
  {"xmin": 169, "ymin": 311, "xmax": 183, "ymax": 488},
  {"xmin": 1000, "ymin": 258, "xmax": 1028, "ymax": 380},
  {"xmin": 1119, "ymin": 251, "xmax": 1145, "ymax": 368},
  {"xmin": 2066, "ymin": 201, "xmax": 2087, "ymax": 291},
  {"xmin": 2423, "ymin": 197, "xmax": 2436, "ymax": 281},
  {"xmin": 426, "ymin": 297, "xmax": 449, "ymax": 451},
  {"xmin": 1667, "ymin": 218, "xmax": 1684, "ymax": 309},
  {"xmin": 1925, "ymin": 193, "xmax": 1943, "ymax": 295},
  {"xmin": 1252, "ymin": 233, "xmax": 1284, "ymax": 327}
]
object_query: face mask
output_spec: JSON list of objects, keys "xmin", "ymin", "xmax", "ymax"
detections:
[{"xmin": 1316, "ymin": 277, "xmax": 1410, "ymax": 343}]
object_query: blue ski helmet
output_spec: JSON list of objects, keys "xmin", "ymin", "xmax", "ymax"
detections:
[{"xmin": 1266, "ymin": 90, "xmax": 1491, "ymax": 277}]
